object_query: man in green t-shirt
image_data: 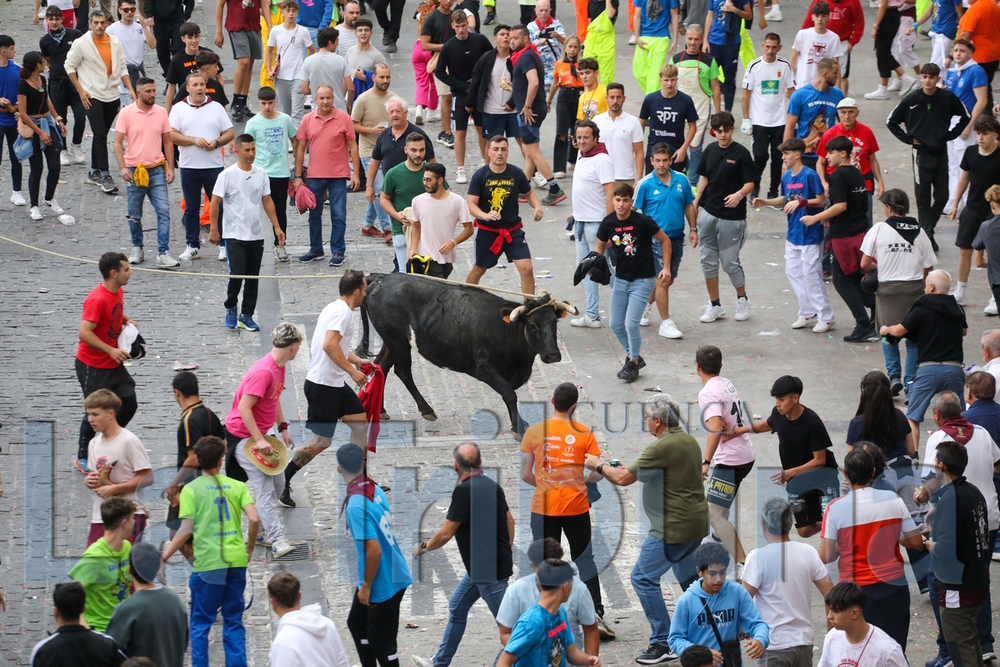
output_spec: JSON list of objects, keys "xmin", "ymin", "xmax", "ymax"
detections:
[
  {"xmin": 161, "ymin": 435, "xmax": 260, "ymax": 667},
  {"xmin": 68, "ymin": 497, "xmax": 136, "ymax": 632},
  {"xmin": 379, "ymin": 132, "xmax": 447, "ymax": 272},
  {"xmin": 584, "ymin": 393, "xmax": 709, "ymax": 665}
]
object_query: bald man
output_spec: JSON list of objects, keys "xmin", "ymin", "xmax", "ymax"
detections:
[
  {"xmin": 981, "ymin": 331, "xmax": 1000, "ymax": 402},
  {"xmin": 409, "ymin": 443, "xmax": 516, "ymax": 667},
  {"xmin": 881, "ymin": 270, "xmax": 969, "ymax": 446}
]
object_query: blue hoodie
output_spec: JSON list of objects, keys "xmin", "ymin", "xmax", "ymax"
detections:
[
  {"xmin": 668, "ymin": 579, "xmax": 770, "ymax": 658},
  {"xmin": 297, "ymin": 0, "xmax": 333, "ymax": 30}
]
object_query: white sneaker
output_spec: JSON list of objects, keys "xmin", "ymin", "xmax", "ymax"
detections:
[
  {"xmin": 456, "ymin": 166, "xmax": 468, "ymax": 184},
  {"xmin": 427, "ymin": 108, "xmax": 441, "ymax": 123},
  {"xmin": 179, "ymin": 246, "xmax": 201, "ymax": 261},
  {"xmin": 218, "ymin": 246, "xmax": 227, "ymax": 261},
  {"xmin": 735, "ymin": 296, "xmax": 751, "ymax": 321},
  {"xmin": 570, "ymin": 315, "xmax": 602, "ymax": 328},
  {"xmin": 60, "ymin": 151, "xmax": 71, "ymax": 167},
  {"xmin": 128, "ymin": 247, "xmax": 145, "ymax": 264},
  {"xmin": 700, "ymin": 303, "xmax": 727, "ymax": 323},
  {"xmin": 639, "ymin": 303, "xmax": 652, "ymax": 326},
  {"xmin": 57, "ymin": 214, "xmax": 76, "ymax": 225},
  {"xmin": 886, "ymin": 77, "xmax": 902, "ymax": 92},
  {"xmin": 986, "ymin": 297, "xmax": 998, "ymax": 316},
  {"xmin": 70, "ymin": 144, "xmax": 86, "ymax": 164},
  {"xmin": 554, "ymin": 171, "xmax": 566, "ymax": 179},
  {"xmin": 764, "ymin": 7, "xmax": 782, "ymax": 20},
  {"xmin": 791, "ymin": 315, "xmax": 817, "ymax": 329},
  {"xmin": 43, "ymin": 199, "xmax": 64, "ymax": 215},
  {"xmin": 415, "ymin": 105, "xmax": 425, "ymax": 124},
  {"xmin": 659, "ymin": 319, "xmax": 684, "ymax": 339},
  {"xmin": 532, "ymin": 172, "xmax": 549, "ymax": 188},
  {"xmin": 628, "ymin": 33, "xmax": 637, "ymax": 45},
  {"xmin": 29, "ymin": 206, "xmax": 43, "ymax": 221},
  {"xmin": 953, "ymin": 289, "xmax": 967, "ymax": 306},
  {"xmin": 272, "ymin": 539, "xmax": 296, "ymax": 559},
  {"xmin": 898, "ymin": 74, "xmax": 917, "ymax": 96},
  {"xmin": 304, "ymin": 95, "xmax": 314, "ymax": 110},
  {"xmin": 864, "ymin": 85, "xmax": 890, "ymax": 100},
  {"xmin": 812, "ymin": 320, "xmax": 834, "ymax": 333},
  {"xmin": 157, "ymin": 253, "xmax": 181, "ymax": 268},
  {"xmin": 10, "ymin": 191, "xmax": 26, "ymax": 206},
  {"xmin": 409, "ymin": 657, "xmax": 434, "ymax": 667}
]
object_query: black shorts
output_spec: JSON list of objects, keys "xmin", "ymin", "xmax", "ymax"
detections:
[
  {"xmin": 473, "ymin": 226, "xmax": 531, "ymax": 268},
  {"xmin": 304, "ymin": 379, "xmax": 365, "ymax": 438},
  {"xmin": 706, "ymin": 461, "xmax": 754, "ymax": 508},
  {"xmin": 452, "ymin": 95, "xmax": 481, "ymax": 132},
  {"xmin": 787, "ymin": 466, "xmax": 840, "ymax": 527},
  {"xmin": 956, "ymin": 207, "xmax": 990, "ymax": 249}
]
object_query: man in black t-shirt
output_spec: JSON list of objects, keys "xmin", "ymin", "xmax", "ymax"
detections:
[
  {"xmin": 735, "ymin": 375, "xmax": 838, "ymax": 537},
  {"xmin": 170, "ymin": 49, "xmax": 229, "ymax": 108},
  {"xmin": 693, "ymin": 111, "xmax": 757, "ymax": 325},
  {"xmin": 40, "ymin": 7, "xmax": 87, "ymax": 165},
  {"xmin": 422, "ymin": 0, "xmax": 457, "ymax": 148},
  {"xmin": 466, "ymin": 135, "xmax": 543, "ymax": 295},
  {"xmin": 411, "ymin": 443, "xmax": 514, "ymax": 667},
  {"xmin": 164, "ymin": 23, "xmax": 224, "ymax": 115},
  {"xmin": 802, "ymin": 135, "xmax": 875, "ymax": 343}
]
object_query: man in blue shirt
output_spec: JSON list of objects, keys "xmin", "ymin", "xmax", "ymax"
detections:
[
  {"xmin": 917, "ymin": 0, "xmax": 964, "ymax": 69},
  {"xmin": 633, "ymin": 0, "xmax": 680, "ymax": 94},
  {"xmin": 945, "ymin": 38, "xmax": 989, "ymax": 212},
  {"xmin": 704, "ymin": 0, "xmax": 753, "ymax": 111},
  {"xmin": 0, "ymin": 35, "xmax": 23, "ymax": 207},
  {"xmin": 633, "ymin": 143, "xmax": 697, "ymax": 339},
  {"xmin": 784, "ymin": 57, "xmax": 843, "ymax": 170},
  {"xmin": 339, "ymin": 443, "xmax": 412, "ymax": 667}
]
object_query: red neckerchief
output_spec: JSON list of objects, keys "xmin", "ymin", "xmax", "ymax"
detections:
[
  {"xmin": 941, "ymin": 416, "xmax": 975, "ymax": 445},
  {"xmin": 510, "ymin": 43, "xmax": 542, "ymax": 68},
  {"xmin": 534, "ymin": 15, "xmax": 554, "ymax": 30},
  {"xmin": 580, "ymin": 142, "xmax": 609, "ymax": 157},
  {"xmin": 340, "ymin": 474, "xmax": 377, "ymax": 515}
]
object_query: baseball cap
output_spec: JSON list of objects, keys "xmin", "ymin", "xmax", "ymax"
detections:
[{"xmin": 837, "ymin": 98, "xmax": 859, "ymax": 109}]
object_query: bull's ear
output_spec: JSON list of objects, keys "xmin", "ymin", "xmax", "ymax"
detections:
[
  {"xmin": 559, "ymin": 309, "xmax": 569, "ymax": 318},
  {"xmin": 501, "ymin": 306, "xmax": 513, "ymax": 324}
]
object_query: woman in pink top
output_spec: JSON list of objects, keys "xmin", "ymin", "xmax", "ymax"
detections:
[{"xmin": 412, "ymin": 0, "xmax": 441, "ymax": 126}]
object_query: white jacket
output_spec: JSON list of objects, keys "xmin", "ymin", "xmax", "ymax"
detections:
[
  {"xmin": 269, "ymin": 604, "xmax": 351, "ymax": 667},
  {"xmin": 64, "ymin": 31, "xmax": 128, "ymax": 103}
]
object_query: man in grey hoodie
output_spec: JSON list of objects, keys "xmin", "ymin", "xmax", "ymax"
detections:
[{"xmin": 268, "ymin": 573, "xmax": 351, "ymax": 667}]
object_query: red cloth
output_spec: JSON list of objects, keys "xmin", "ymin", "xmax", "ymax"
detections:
[
  {"xmin": 340, "ymin": 473, "xmax": 378, "ymax": 515},
  {"xmin": 941, "ymin": 416, "xmax": 975, "ymax": 445},
  {"xmin": 293, "ymin": 182, "xmax": 317, "ymax": 213},
  {"xmin": 534, "ymin": 15, "xmax": 554, "ymax": 30},
  {"xmin": 829, "ymin": 231, "xmax": 866, "ymax": 276},
  {"xmin": 510, "ymin": 43, "xmax": 542, "ymax": 68},
  {"xmin": 580, "ymin": 142, "xmax": 609, "ymax": 158},
  {"xmin": 358, "ymin": 363, "xmax": 385, "ymax": 452},
  {"xmin": 474, "ymin": 221, "xmax": 524, "ymax": 255}
]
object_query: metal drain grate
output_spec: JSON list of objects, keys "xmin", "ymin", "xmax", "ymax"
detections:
[{"xmin": 265, "ymin": 541, "xmax": 314, "ymax": 562}]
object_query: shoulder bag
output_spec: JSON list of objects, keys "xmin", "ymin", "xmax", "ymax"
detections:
[{"xmin": 701, "ymin": 597, "xmax": 743, "ymax": 667}]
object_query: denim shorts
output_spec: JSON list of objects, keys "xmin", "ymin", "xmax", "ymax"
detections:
[
  {"xmin": 517, "ymin": 111, "xmax": 542, "ymax": 144},
  {"xmin": 652, "ymin": 235, "xmax": 684, "ymax": 277}
]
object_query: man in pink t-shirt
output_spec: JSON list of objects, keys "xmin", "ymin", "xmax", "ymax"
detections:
[
  {"xmin": 293, "ymin": 84, "xmax": 361, "ymax": 266},
  {"xmin": 224, "ymin": 322, "xmax": 305, "ymax": 559},
  {"xmin": 696, "ymin": 344, "xmax": 756, "ymax": 569},
  {"xmin": 113, "ymin": 78, "xmax": 178, "ymax": 267}
]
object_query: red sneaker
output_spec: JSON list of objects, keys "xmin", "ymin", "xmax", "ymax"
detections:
[
  {"xmin": 383, "ymin": 230, "xmax": 393, "ymax": 243},
  {"xmin": 361, "ymin": 225, "xmax": 381, "ymax": 237}
]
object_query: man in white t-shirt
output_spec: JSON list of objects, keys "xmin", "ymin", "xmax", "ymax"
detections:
[
  {"xmin": 168, "ymin": 73, "xmax": 235, "ymax": 262},
  {"xmin": 791, "ymin": 3, "xmax": 842, "ymax": 89},
  {"xmin": 594, "ymin": 83, "xmax": 644, "ymax": 186},
  {"xmin": 742, "ymin": 497, "xmax": 833, "ymax": 667},
  {"xmin": 106, "ymin": 0, "xmax": 155, "ymax": 108},
  {"xmin": 818, "ymin": 582, "xmax": 909, "ymax": 667},
  {"xmin": 569, "ymin": 120, "xmax": 615, "ymax": 329},
  {"xmin": 210, "ymin": 133, "xmax": 285, "ymax": 333},
  {"xmin": 409, "ymin": 162, "xmax": 473, "ymax": 278},
  {"xmin": 283, "ymin": 269, "xmax": 371, "ymax": 508},
  {"xmin": 265, "ymin": 0, "xmax": 316, "ymax": 125},
  {"xmin": 741, "ymin": 34, "xmax": 797, "ymax": 200}
]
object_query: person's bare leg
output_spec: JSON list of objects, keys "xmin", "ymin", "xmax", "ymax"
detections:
[
  {"xmin": 525, "ymin": 142, "xmax": 554, "ymax": 180},
  {"xmin": 735, "ymin": 284, "xmax": 747, "ymax": 298},
  {"xmin": 977, "ymin": 249, "xmax": 988, "ymax": 268},
  {"xmin": 840, "ymin": 77, "xmax": 849, "ymax": 96},
  {"xmin": 654, "ymin": 281, "xmax": 670, "ymax": 320},
  {"xmin": 909, "ymin": 417, "xmax": 920, "ymax": 450},
  {"xmin": 706, "ymin": 276, "xmax": 720, "ymax": 302},
  {"xmin": 441, "ymin": 94, "xmax": 452, "ymax": 134},
  {"xmin": 455, "ymin": 129, "xmax": 467, "ymax": 167},
  {"xmin": 513, "ymin": 258, "xmax": 535, "ymax": 296},
  {"xmin": 959, "ymin": 247, "xmax": 973, "ymax": 283},
  {"xmin": 709, "ymin": 503, "xmax": 746, "ymax": 563},
  {"xmin": 467, "ymin": 265, "xmax": 487, "ymax": 284},
  {"xmin": 342, "ymin": 413, "xmax": 370, "ymax": 449},
  {"xmin": 476, "ymin": 126, "xmax": 487, "ymax": 161},
  {"xmin": 235, "ymin": 57, "xmax": 253, "ymax": 96}
]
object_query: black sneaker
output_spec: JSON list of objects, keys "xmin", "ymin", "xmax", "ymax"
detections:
[
  {"xmin": 596, "ymin": 615, "xmax": 617, "ymax": 641},
  {"xmin": 298, "ymin": 249, "xmax": 325, "ymax": 263},
  {"xmin": 437, "ymin": 131, "xmax": 449, "ymax": 146},
  {"xmin": 637, "ymin": 644, "xmax": 678, "ymax": 665},
  {"xmin": 101, "ymin": 175, "xmax": 119, "ymax": 194},
  {"xmin": 541, "ymin": 188, "xmax": 566, "ymax": 205},
  {"xmin": 484, "ymin": 8, "xmax": 496, "ymax": 23},
  {"xmin": 890, "ymin": 376, "xmax": 903, "ymax": 396},
  {"xmin": 442, "ymin": 132, "xmax": 455, "ymax": 148},
  {"xmin": 619, "ymin": 359, "xmax": 639, "ymax": 383},
  {"xmin": 382, "ymin": 35, "xmax": 390, "ymax": 45},
  {"xmin": 844, "ymin": 324, "xmax": 876, "ymax": 343},
  {"xmin": 86, "ymin": 169, "xmax": 103, "ymax": 186},
  {"xmin": 278, "ymin": 486, "xmax": 296, "ymax": 508},
  {"xmin": 386, "ymin": 39, "xmax": 397, "ymax": 53}
]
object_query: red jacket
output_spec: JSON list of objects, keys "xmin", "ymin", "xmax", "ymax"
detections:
[{"xmin": 802, "ymin": 0, "xmax": 866, "ymax": 46}]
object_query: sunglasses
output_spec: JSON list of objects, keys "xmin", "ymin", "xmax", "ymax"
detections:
[{"xmin": 121, "ymin": 7, "xmax": 136, "ymax": 12}]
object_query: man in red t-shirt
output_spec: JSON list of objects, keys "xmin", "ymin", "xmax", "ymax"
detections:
[
  {"xmin": 215, "ymin": 0, "xmax": 271, "ymax": 121},
  {"xmin": 75, "ymin": 252, "xmax": 137, "ymax": 471},
  {"xmin": 816, "ymin": 98, "xmax": 884, "ymax": 226}
]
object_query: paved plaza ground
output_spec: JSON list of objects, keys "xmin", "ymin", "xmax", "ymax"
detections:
[{"xmin": 0, "ymin": 0, "xmax": 998, "ymax": 663}]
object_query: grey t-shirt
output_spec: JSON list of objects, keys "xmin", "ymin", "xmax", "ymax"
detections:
[
  {"xmin": 484, "ymin": 56, "xmax": 513, "ymax": 115},
  {"xmin": 302, "ymin": 51, "xmax": 351, "ymax": 112},
  {"xmin": 336, "ymin": 24, "xmax": 358, "ymax": 56},
  {"xmin": 681, "ymin": 0, "xmax": 709, "ymax": 28},
  {"xmin": 346, "ymin": 45, "xmax": 387, "ymax": 75}
]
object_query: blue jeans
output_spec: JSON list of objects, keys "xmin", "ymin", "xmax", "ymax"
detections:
[
  {"xmin": 574, "ymin": 220, "xmax": 602, "ymax": 320},
  {"xmin": 928, "ymin": 530, "xmax": 997, "ymax": 660},
  {"xmin": 882, "ymin": 338, "xmax": 918, "ymax": 389},
  {"xmin": 362, "ymin": 157, "xmax": 390, "ymax": 231},
  {"xmin": 688, "ymin": 129, "xmax": 705, "ymax": 187},
  {"xmin": 126, "ymin": 164, "xmax": 171, "ymax": 254},
  {"xmin": 180, "ymin": 166, "xmax": 223, "ymax": 249},
  {"xmin": 610, "ymin": 276, "xmax": 655, "ymax": 358},
  {"xmin": 709, "ymin": 41, "xmax": 741, "ymax": 111},
  {"xmin": 190, "ymin": 567, "xmax": 247, "ymax": 667},
  {"xmin": 306, "ymin": 177, "xmax": 348, "ymax": 258},
  {"xmin": 432, "ymin": 573, "xmax": 508, "ymax": 666},
  {"xmin": 305, "ymin": 25, "xmax": 321, "ymax": 50},
  {"xmin": 630, "ymin": 537, "xmax": 700, "ymax": 646},
  {"xmin": 906, "ymin": 364, "xmax": 966, "ymax": 423}
]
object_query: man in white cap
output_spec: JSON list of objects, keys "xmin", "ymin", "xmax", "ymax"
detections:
[{"xmin": 815, "ymin": 97, "xmax": 885, "ymax": 225}]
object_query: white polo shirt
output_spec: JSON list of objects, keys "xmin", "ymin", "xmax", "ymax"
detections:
[
  {"xmin": 594, "ymin": 111, "xmax": 644, "ymax": 181},
  {"xmin": 571, "ymin": 150, "xmax": 615, "ymax": 222},
  {"xmin": 168, "ymin": 98, "xmax": 233, "ymax": 169}
]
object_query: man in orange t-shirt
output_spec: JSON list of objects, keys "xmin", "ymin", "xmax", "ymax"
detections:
[
  {"xmin": 958, "ymin": 0, "xmax": 1000, "ymax": 108},
  {"xmin": 519, "ymin": 382, "xmax": 616, "ymax": 640}
]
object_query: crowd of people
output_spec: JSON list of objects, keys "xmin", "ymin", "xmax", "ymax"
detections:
[{"xmin": 8, "ymin": 0, "xmax": 1000, "ymax": 663}]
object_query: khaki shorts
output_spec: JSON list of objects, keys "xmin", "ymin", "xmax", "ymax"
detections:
[{"xmin": 434, "ymin": 75, "xmax": 451, "ymax": 96}]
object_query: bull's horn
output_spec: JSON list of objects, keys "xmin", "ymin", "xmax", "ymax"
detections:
[
  {"xmin": 554, "ymin": 301, "xmax": 578, "ymax": 315},
  {"xmin": 509, "ymin": 305, "xmax": 526, "ymax": 322}
]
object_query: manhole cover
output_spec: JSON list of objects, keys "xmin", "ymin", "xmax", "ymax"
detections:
[{"xmin": 265, "ymin": 541, "xmax": 314, "ymax": 563}]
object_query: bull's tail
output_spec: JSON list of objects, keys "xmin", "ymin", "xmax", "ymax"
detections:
[{"xmin": 355, "ymin": 298, "xmax": 373, "ymax": 359}]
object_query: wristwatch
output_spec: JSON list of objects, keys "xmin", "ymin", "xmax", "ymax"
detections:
[
  {"xmin": 596, "ymin": 463, "xmax": 605, "ymax": 475},
  {"xmin": 703, "ymin": 459, "xmax": 712, "ymax": 466}
]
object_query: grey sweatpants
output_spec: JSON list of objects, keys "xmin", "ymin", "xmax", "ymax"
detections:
[
  {"xmin": 698, "ymin": 210, "xmax": 747, "ymax": 287},
  {"xmin": 274, "ymin": 78, "xmax": 305, "ymax": 126},
  {"xmin": 758, "ymin": 645, "xmax": 813, "ymax": 667}
]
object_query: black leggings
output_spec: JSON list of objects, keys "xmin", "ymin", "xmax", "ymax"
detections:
[
  {"xmin": 553, "ymin": 87, "xmax": 581, "ymax": 173},
  {"xmin": 347, "ymin": 587, "xmax": 404, "ymax": 667},
  {"xmin": 28, "ymin": 131, "xmax": 62, "ymax": 207},
  {"xmin": 50, "ymin": 77, "xmax": 86, "ymax": 146},
  {"xmin": 270, "ymin": 176, "xmax": 289, "ymax": 246},
  {"xmin": 530, "ymin": 511, "xmax": 604, "ymax": 617},
  {"xmin": 75, "ymin": 358, "xmax": 138, "ymax": 459},
  {"xmin": 831, "ymin": 255, "xmax": 874, "ymax": 328},
  {"xmin": 85, "ymin": 98, "xmax": 120, "ymax": 173},
  {"xmin": 875, "ymin": 8, "xmax": 901, "ymax": 79},
  {"xmin": 0, "ymin": 125, "xmax": 23, "ymax": 191}
]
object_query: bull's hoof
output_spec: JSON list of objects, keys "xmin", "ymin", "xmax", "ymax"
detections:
[{"xmin": 422, "ymin": 411, "xmax": 438, "ymax": 422}]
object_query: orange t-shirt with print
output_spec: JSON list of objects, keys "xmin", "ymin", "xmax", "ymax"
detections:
[{"xmin": 520, "ymin": 418, "xmax": 601, "ymax": 516}]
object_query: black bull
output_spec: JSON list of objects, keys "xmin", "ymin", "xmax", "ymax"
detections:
[{"xmin": 355, "ymin": 273, "xmax": 578, "ymax": 434}]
